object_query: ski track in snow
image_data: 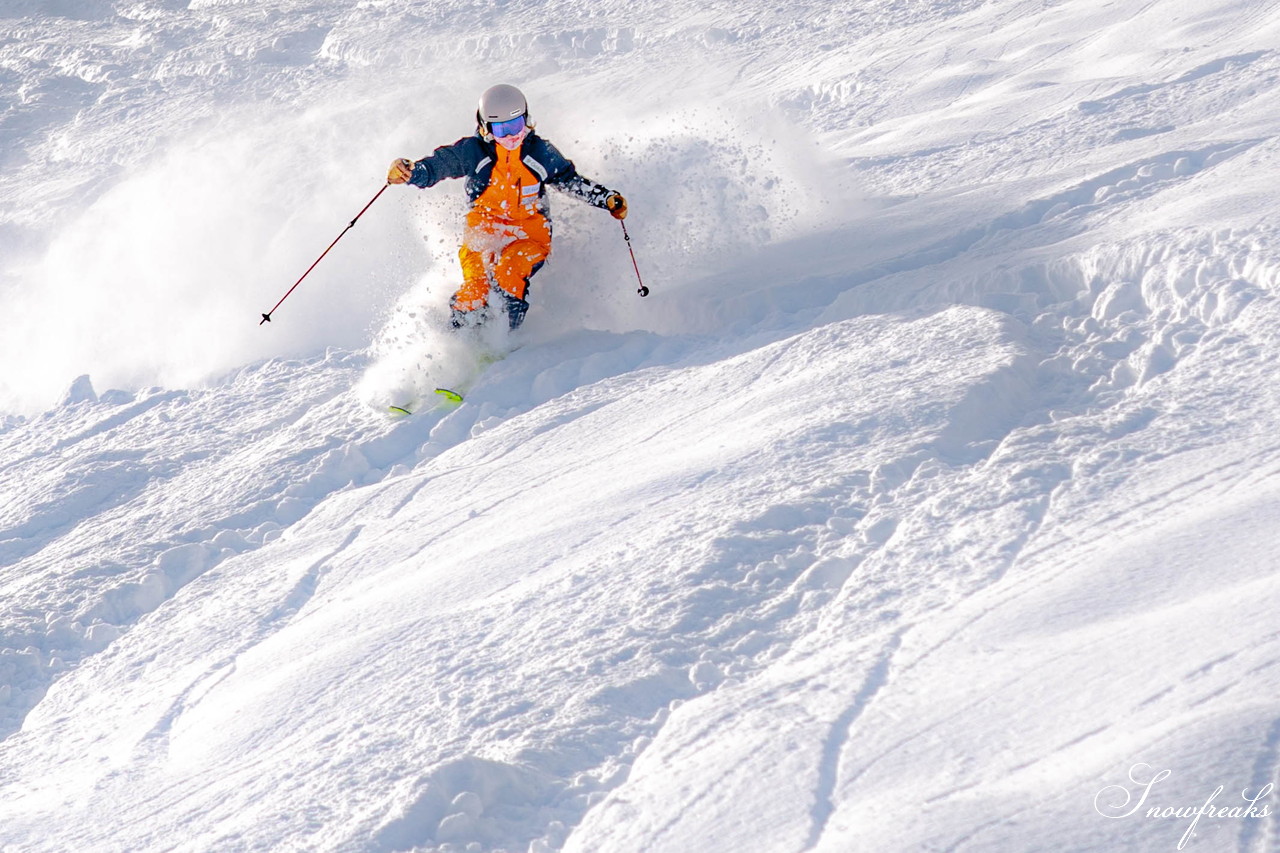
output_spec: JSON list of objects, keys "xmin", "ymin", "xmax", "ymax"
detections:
[
  {"xmin": 804, "ymin": 633, "xmax": 901, "ymax": 851},
  {"xmin": 4, "ymin": 0, "xmax": 1280, "ymax": 851}
]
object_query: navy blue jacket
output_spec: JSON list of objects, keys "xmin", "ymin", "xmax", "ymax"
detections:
[{"xmin": 408, "ymin": 132, "xmax": 615, "ymax": 214}]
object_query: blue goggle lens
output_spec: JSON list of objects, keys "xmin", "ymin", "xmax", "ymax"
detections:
[{"xmin": 490, "ymin": 115, "xmax": 526, "ymax": 138}]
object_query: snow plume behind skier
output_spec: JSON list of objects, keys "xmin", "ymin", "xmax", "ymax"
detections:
[{"xmin": 357, "ymin": 83, "xmax": 626, "ymax": 412}]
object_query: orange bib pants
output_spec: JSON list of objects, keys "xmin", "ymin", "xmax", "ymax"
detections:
[{"xmin": 450, "ymin": 143, "xmax": 552, "ymax": 325}]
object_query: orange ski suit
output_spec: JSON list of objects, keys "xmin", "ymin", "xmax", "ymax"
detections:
[
  {"xmin": 402, "ymin": 129, "xmax": 617, "ymax": 328},
  {"xmin": 451, "ymin": 143, "xmax": 551, "ymax": 313}
]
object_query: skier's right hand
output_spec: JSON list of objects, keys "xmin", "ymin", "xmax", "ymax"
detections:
[{"xmin": 387, "ymin": 158, "xmax": 414, "ymax": 185}]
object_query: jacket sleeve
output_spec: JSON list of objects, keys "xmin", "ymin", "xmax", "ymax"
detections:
[
  {"xmin": 408, "ymin": 137, "xmax": 482, "ymax": 188},
  {"xmin": 537, "ymin": 138, "xmax": 616, "ymax": 208}
]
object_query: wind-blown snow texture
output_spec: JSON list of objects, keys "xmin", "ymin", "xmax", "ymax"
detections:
[{"xmin": 3, "ymin": 1, "xmax": 1280, "ymax": 851}]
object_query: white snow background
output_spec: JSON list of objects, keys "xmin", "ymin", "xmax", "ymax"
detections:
[{"xmin": 2, "ymin": 0, "xmax": 1280, "ymax": 851}]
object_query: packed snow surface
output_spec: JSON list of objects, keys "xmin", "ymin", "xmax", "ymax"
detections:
[{"xmin": 3, "ymin": 0, "xmax": 1280, "ymax": 851}]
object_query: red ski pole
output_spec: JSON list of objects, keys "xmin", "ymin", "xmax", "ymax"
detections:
[
  {"xmin": 620, "ymin": 220, "xmax": 650, "ymax": 297},
  {"xmin": 259, "ymin": 183, "xmax": 389, "ymax": 324}
]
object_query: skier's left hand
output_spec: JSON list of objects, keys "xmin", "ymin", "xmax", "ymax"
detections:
[{"xmin": 605, "ymin": 192, "xmax": 628, "ymax": 220}]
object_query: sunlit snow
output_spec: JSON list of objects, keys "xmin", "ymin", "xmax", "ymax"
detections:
[{"xmin": 2, "ymin": 1, "xmax": 1280, "ymax": 851}]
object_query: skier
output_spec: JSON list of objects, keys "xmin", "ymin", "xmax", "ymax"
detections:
[{"xmin": 387, "ymin": 83, "xmax": 628, "ymax": 331}]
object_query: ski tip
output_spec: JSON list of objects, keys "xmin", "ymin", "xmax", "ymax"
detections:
[
  {"xmin": 387, "ymin": 390, "xmax": 461, "ymax": 417},
  {"xmin": 434, "ymin": 388, "xmax": 464, "ymax": 405}
]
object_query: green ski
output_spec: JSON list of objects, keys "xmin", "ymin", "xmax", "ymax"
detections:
[{"xmin": 387, "ymin": 387, "xmax": 464, "ymax": 417}]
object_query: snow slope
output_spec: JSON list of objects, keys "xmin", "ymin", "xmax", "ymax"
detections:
[{"xmin": 3, "ymin": 0, "xmax": 1280, "ymax": 851}]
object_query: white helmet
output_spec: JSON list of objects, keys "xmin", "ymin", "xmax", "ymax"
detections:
[{"xmin": 477, "ymin": 83, "xmax": 531, "ymax": 140}]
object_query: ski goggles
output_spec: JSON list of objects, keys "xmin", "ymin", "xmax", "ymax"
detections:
[{"xmin": 489, "ymin": 114, "xmax": 526, "ymax": 138}]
